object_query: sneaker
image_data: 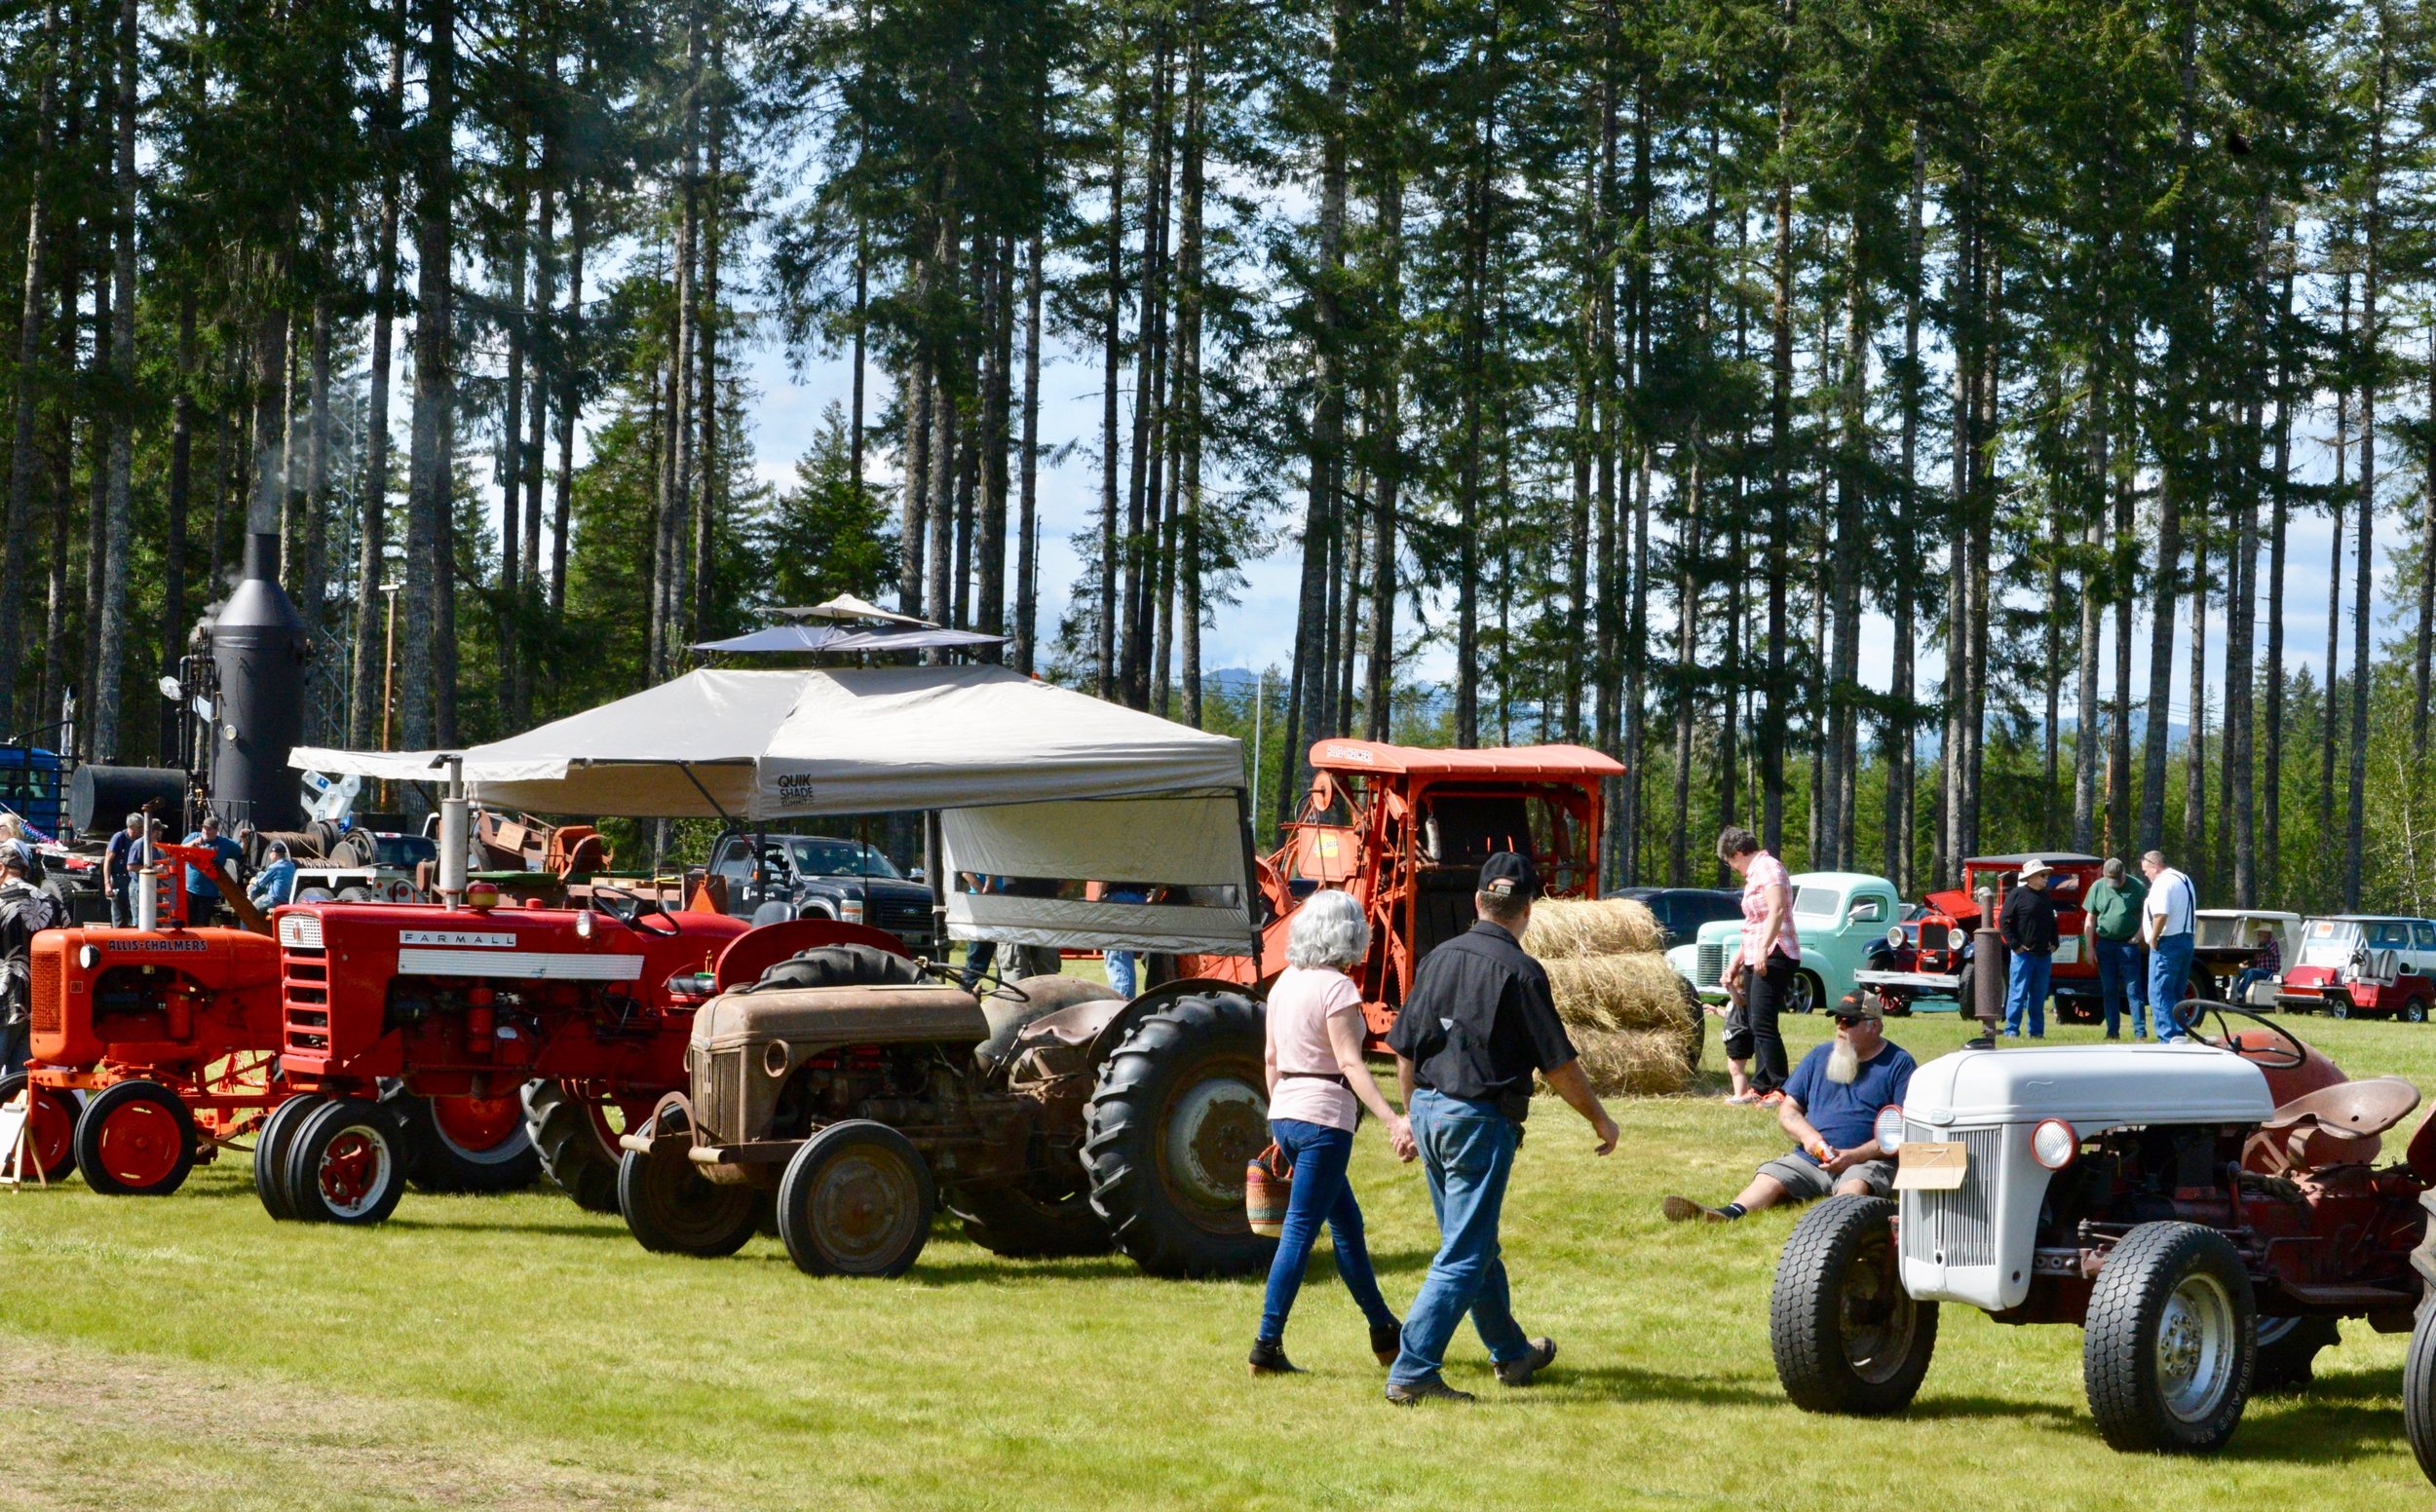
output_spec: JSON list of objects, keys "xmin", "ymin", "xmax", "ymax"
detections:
[
  {"xmin": 1370, "ymin": 1320, "xmax": 1403, "ymax": 1369},
  {"xmin": 1494, "ymin": 1338, "xmax": 1558, "ymax": 1387},
  {"xmin": 1724, "ymin": 1091, "xmax": 1761, "ymax": 1106},
  {"xmin": 1386, "ymin": 1378, "xmax": 1475, "ymax": 1406},
  {"xmin": 1248, "ymin": 1340, "xmax": 1302, "ymax": 1377},
  {"xmin": 1661, "ymin": 1194, "xmax": 1736, "ymax": 1224},
  {"xmin": 1756, "ymin": 1090, "xmax": 1786, "ymax": 1107}
]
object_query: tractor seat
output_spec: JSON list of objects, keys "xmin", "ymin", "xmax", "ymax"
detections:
[{"xmin": 2243, "ymin": 1076, "xmax": 2422, "ymax": 1175}]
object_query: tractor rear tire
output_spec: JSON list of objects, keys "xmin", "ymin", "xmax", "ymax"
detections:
[
  {"xmin": 617, "ymin": 1104, "xmax": 756, "ymax": 1258},
  {"xmin": 2082, "ymin": 1221, "xmax": 2256, "ymax": 1454},
  {"xmin": 385, "ymin": 1085, "xmax": 542, "ymax": 1193},
  {"xmin": 945, "ymin": 1174, "xmax": 1112, "ymax": 1259},
  {"xmin": 1770, "ymin": 1194, "xmax": 1937, "ymax": 1416},
  {"xmin": 252, "ymin": 1093, "xmax": 323, "ymax": 1221},
  {"xmin": 523, "ymin": 1080, "xmax": 623, "ymax": 1212},
  {"xmin": 2253, "ymin": 1315, "xmax": 2339, "ymax": 1393},
  {"xmin": 776, "ymin": 1119, "xmax": 933, "ymax": 1277},
  {"xmin": 284, "ymin": 1096, "xmax": 410, "ymax": 1226},
  {"xmin": 2407, "ymin": 1301, "xmax": 2436, "ymax": 1479},
  {"xmin": 1082, "ymin": 991, "xmax": 1274, "ymax": 1279},
  {"xmin": 0, "ymin": 1072, "xmax": 79, "ymax": 1185},
  {"xmin": 75, "ymin": 1079, "xmax": 198, "ymax": 1196}
]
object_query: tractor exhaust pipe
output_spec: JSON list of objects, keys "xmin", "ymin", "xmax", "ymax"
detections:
[
  {"xmin": 133, "ymin": 863, "xmax": 159, "ymax": 931},
  {"xmin": 437, "ymin": 756, "xmax": 468, "ymax": 908},
  {"xmin": 1968, "ymin": 883, "xmax": 2002, "ymax": 1047}
]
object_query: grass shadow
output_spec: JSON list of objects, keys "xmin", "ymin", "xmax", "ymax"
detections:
[
  {"xmin": 1554, "ymin": 1362, "xmax": 1794, "ymax": 1409},
  {"xmin": 379, "ymin": 1217, "xmax": 636, "ymax": 1241}
]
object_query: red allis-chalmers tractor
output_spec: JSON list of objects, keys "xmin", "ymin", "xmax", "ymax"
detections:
[
  {"xmin": 255, "ymin": 888, "xmax": 896, "ymax": 1225},
  {"xmin": 1856, "ymin": 852, "xmax": 2106, "ymax": 1022},
  {"xmin": 9, "ymin": 844, "xmax": 538, "ymax": 1197},
  {"xmin": 1188, "ymin": 739, "xmax": 1627, "ymax": 1038}
]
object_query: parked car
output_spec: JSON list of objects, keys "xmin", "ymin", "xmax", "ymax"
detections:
[
  {"xmin": 1667, "ymin": 872, "xmax": 1903, "ymax": 1018},
  {"xmin": 2192, "ymin": 908, "xmax": 2304, "ymax": 1008},
  {"xmin": 703, "ymin": 832, "xmax": 938, "ymax": 955},
  {"xmin": 2275, "ymin": 915, "xmax": 2436, "ymax": 1021},
  {"xmin": 1855, "ymin": 852, "xmax": 2107, "ymax": 1022},
  {"xmin": 1609, "ymin": 886, "xmax": 1744, "ymax": 948}
]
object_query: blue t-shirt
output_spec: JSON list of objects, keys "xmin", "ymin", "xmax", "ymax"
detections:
[
  {"xmin": 1782, "ymin": 1039, "xmax": 1917, "ymax": 1165},
  {"xmin": 182, "ymin": 833, "xmax": 243, "ymax": 899}
]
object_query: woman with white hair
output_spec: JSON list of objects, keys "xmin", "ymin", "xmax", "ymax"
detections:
[{"xmin": 1249, "ymin": 888, "xmax": 1414, "ymax": 1378}]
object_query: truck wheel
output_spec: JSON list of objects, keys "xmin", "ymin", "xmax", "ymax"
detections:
[
  {"xmin": 1082, "ymin": 991, "xmax": 1273, "ymax": 1279},
  {"xmin": 74, "ymin": 1079, "xmax": 198, "ymax": 1196},
  {"xmin": 1770, "ymin": 1194, "xmax": 1937, "ymax": 1416},
  {"xmin": 1789, "ymin": 970, "xmax": 1823, "ymax": 1015},
  {"xmin": 617, "ymin": 1104, "xmax": 756, "ymax": 1258},
  {"xmin": 284, "ymin": 1096, "xmax": 410, "ymax": 1226},
  {"xmin": 522, "ymin": 1080, "xmax": 623, "ymax": 1212},
  {"xmin": 252, "ymin": 1093, "xmax": 323, "ymax": 1221},
  {"xmin": 945, "ymin": 1171, "xmax": 1113, "ymax": 1258},
  {"xmin": 2083, "ymin": 1221, "xmax": 2256, "ymax": 1453},
  {"xmin": 2253, "ymin": 1316, "xmax": 2339, "ymax": 1393},
  {"xmin": 776, "ymin": 1119, "xmax": 933, "ymax": 1277},
  {"xmin": 385, "ymin": 1086, "xmax": 542, "ymax": 1193},
  {"xmin": 0, "ymin": 1072, "xmax": 80, "ymax": 1185}
]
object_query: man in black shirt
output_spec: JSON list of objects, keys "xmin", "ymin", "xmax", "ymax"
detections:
[
  {"xmin": 1998, "ymin": 857, "xmax": 2061, "ymax": 1039},
  {"xmin": 0, "ymin": 843, "xmax": 60, "ymax": 1074},
  {"xmin": 1383, "ymin": 851, "xmax": 1618, "ymax": 1404}
]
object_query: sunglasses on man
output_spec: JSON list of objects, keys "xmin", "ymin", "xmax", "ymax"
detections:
[{"xmin": 1833, "ymin": 1013, "xmax": 1867, "ymax": 1028}]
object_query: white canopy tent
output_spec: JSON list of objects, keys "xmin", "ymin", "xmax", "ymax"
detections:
[{"xmin": 289, "ymin": 665, "xmax": 1256, "ymax": 955}]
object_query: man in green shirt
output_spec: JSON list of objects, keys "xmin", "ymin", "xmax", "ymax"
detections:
[{"xmin": 2083, "ymin": 857, "xmax": 2149, "ymax": 1040}]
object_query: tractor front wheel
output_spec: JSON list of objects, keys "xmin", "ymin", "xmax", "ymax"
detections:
[
  {"xmin": 0, "ymin": 1072, "xmax": 80, "ymax": 1185},
  {"xmin": 2083, "ymin": 1222, "xmax": 2256, "ymax": 1454},
  {"xmin": 776, "ymin": 1120, "xmax": 933, "ymax": 1277},
  {"xmin": 1770, "ymin": 1194, "xmax": 1937, "ymax": 1416},
  {"xmin": 75, "ymin": 1079, "xmax": 198, "ymax": 1196},
  {"xmin": 386, "ymin": 1085, "xmax": 542, "ymax": 1193},
  {"xmin": 523, "ymin": 1080, "xmax": 624, "ymax": 1212},
  {"xmin": 252, "ymin": 1094, "xmax": 324, "ymax": 1221},
  {"xmin": 617, "ymin": 1104, "xmax": 756, "ymax": 1259},
  {"xmin": 284, "ymin": 1097, "xmax": 410, "ymax": 1226},
  {"xmin": 1082, "ymin": 992, "xmax": 1274, "ymax": 1278}
]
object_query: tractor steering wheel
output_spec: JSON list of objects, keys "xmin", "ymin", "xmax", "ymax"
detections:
[
  {"xmin": 2178, "ymin": 999, "xmax": 2307, "ymax": 1069},
  {"xmin": 590, "ymin": 885, "xmax": 669, "ymax": 931}
]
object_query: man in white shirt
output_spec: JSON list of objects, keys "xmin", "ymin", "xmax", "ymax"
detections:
[{"xmin": 2140, "ymin": 850, "xmax": 2197, "ymax": 1041}]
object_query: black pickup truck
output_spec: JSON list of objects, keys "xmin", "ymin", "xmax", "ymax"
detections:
[{"xmin": 704, "ymin": 832, "xmax": 937, "ymax": 956}]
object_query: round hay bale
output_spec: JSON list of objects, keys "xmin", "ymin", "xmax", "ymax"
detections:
[
  {"xmin": 1540, "ymin": 1028, "xmax": 1691, "ymax": 1097},
  {"xmin": 1540, "ymin": 952, "xmax": 1701, "ymax": 1092},
  {"xmin": 1522, "ymin": 897, "xmax": 1664, "ymax": 959}
]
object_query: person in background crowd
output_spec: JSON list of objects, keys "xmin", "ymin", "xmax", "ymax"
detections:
[
  {"xmin": 1998, "ymin": 858, "xmax": 2060, "ymax": 1040},
  {"xmin": 2083, "ymin": 857, "xmax": 2149, "ymax": 1040},
  {"xmin": 103, "ymin": 812, "xmax": 144, "ymax": 928},
  {"xmin": 1101, "ymin": 882, "xmax": 1150, "ymax": 997},
  {"xmin": 1249, "ymin": 888, "xmax": 1413, "ymax": 1379},
  {"xmin": 1707, "ymin": 977, "xmax": 1758, "ymax": 1104},
  {"xmin": 1718, "ymin": 826, "xmax": 1797, "ymax": 1102},
  {"xmin": 2141, "ymin": 850, "xmax": 2198, "ymax": 1041},
  {"xmin": 0, "ymin": 814, "xmax": 43, "ymax": 883},
  {"xmin": 2234, "ymin": 926, "xmax": 2283, "ymax": 1002},
  {"xmin": 180, "ymin": 813, "xmax": 243, "ymax": 925},
  {"xmin": 247, "ymin": 841, "xmax": 298, "ymax": 911},
  {"xmin": 0, "ymin": 844, "xmax": 60, "ymax": 1074},
  {"xmin": 1384, "ymin": 851, "xmax": 1618, "ymax": 1406},
  {"xmin": 1663, "ymin": 993, "xmax": 1916, "ymax": 1222}
]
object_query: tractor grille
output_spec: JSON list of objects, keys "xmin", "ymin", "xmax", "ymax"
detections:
[
  {"xmin": 690, "ymin": 1043, "xmax": 748, "ymax": 1145},
  {"xmin": 1696, "ymin": 943, "xmax": 1724, "ymax": 987},
  {"xmin": 1898, "ymin": 1123, "xmax": 2005, "ymax": 1269},
  {"xmin": 28, "ymin": 937, "xmax": 60, "ymax": 1036}
]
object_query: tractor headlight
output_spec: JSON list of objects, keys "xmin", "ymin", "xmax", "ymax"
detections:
[
  {"xmin": 1947, "ymin": 927, "xmax": 1966, "ymax": 951},
  {"xmin": 2031, "ymin": 1117, "xmax": 2078, "ymax": 1170},
  {"xmin": 1885, "ymin": 926, "xmax": 1904, "ymax": 949},
  {"xmin": 1874, "ymin": 1105, "xmax": 1905, "ymax": 1153}
]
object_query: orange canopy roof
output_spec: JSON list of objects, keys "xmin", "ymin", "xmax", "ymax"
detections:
[{"xmin": 1308, "ymin": 738, "xmax": 1626, "ymax": 780}]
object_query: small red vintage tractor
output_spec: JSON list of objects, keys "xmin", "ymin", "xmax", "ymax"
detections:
[
  {"xmin": 1188, "ymin": 739, "xmax": 1624, "ymax": 1036},
  {"xmin": 1856, "ymin": 852, "xmax": 2106, "ymax": 1021}
]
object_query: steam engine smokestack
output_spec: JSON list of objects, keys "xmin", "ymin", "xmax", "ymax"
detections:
[{"xmin": 209, "ymin": 531, "xmax": 307, "ymax": 832}]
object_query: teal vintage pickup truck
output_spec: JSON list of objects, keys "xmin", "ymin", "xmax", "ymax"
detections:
[{"xmin": 1663, "ymin": 871, "xmax": 1905, "ymax": 1017}]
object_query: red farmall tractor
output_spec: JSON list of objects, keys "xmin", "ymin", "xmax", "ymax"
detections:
[{"xmin": 1190, "ymin": 739, "xmax": 1624, "ymax": 1034}]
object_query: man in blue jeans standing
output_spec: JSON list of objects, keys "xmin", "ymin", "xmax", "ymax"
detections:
[
  {"xmin": 2141, "ymin": 850, "xmax": 2198, "ymax": 1040},
  {"xmin": 1382, "ymin": 851, "xmax": 1619, "ymax": 1405},
  {"xmin": 1997, "ymin": 858, "xmax": 2060, "ymax": 1038}
]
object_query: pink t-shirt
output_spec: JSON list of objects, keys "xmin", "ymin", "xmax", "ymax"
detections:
[
  {"xmin": 1265, "ymin": 965, "xmax": 1363, "ymax": 1132},
  {"xmin": 1740, "ymin": 851, "xmax": 1802, "ymax": 968}
]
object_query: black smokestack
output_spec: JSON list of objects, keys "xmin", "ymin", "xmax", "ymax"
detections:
[{"xmin": 209, "ymin": 531, "xmax": 307, "ymax": 831}]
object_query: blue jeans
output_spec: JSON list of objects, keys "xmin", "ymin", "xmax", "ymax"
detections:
[
  {"xmin": 2095, "ymin": 937, "xmax": 2148, "ymax": 1037},
  {"xmin": 1389, "ymin": 1089, "xmax": 1531, "ymax": 1386},
  {"xmin": 2234, "ymin": 966, "xmax": 2272, "ymax": 1002},
  {"xmin": 2004, "ymin": 951, "xmax": 2051, "ymax": 1037},
  {"xmin": 1256, "ymin": 1118, "xmax": 1397, "ymax": 1344},
  {"xmin": 2150, "ymin": 933, "xmax": 2196, "ymax": 1040},
  {"xmin": 1104, "ymin": 951, "xmax": 1136, "ymax": 999}
]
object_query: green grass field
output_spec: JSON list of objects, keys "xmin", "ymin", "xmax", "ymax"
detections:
[{"xmin": 4, "ymin": 1006, "xmax": 2433, "ymax": 1510}]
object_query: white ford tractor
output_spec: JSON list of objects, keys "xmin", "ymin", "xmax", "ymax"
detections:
[{"xmin": 1770, "ymin": 1004, "xmax": 2436, "ymax": 1455}]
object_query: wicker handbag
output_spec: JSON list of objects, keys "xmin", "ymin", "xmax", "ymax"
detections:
[{"xmin": 1245, "ymin": 1142, "xmax": 1294, "ymax": 1237}]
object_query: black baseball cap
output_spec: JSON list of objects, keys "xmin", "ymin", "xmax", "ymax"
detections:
[{"xmin": 1478, "ymin": 850, "xmax": 1538, "ymax": 900}]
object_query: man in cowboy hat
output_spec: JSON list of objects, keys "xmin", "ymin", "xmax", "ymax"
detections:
[{"xmin": 1998, "ymin": 857, "xmax": 2062, "ymax": 1039}]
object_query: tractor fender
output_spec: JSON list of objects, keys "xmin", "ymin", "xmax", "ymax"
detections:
[
  {"xmin": 1085, "ymin": 976, "xmax": 1265, "ymax": 1070},
  {"xmin": 714, "ymin": 917, "xmax": 913, "ymax": 993}
]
